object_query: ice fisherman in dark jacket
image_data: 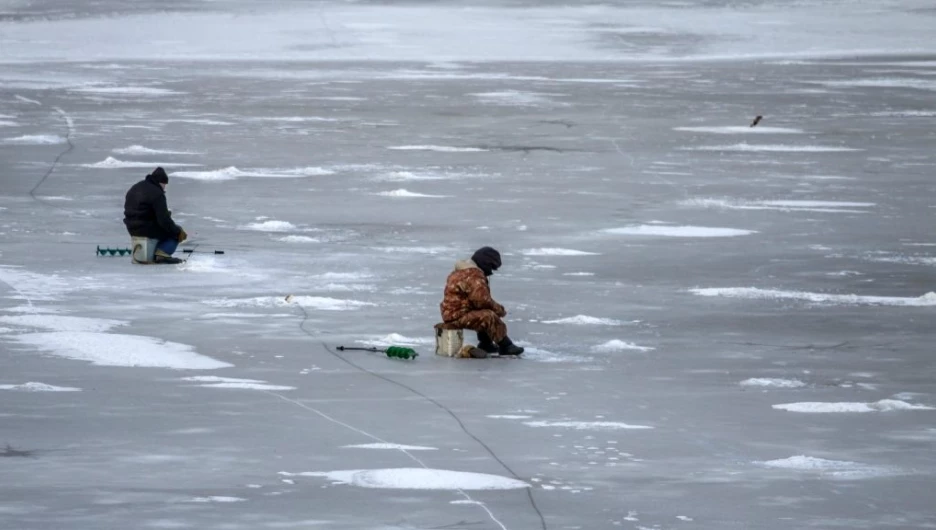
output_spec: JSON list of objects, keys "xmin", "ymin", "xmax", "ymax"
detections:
[{"xmin": 123, "ymin": 167, "xmax": 188, "ymax": 264}]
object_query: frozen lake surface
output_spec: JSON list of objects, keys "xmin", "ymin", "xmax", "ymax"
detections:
[{"xmin": 2, "ymin": 1, "xmax": 935, "ymax": 529}]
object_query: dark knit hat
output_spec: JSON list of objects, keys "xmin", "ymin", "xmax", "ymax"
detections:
[
  {"xmin": 150, "ymin": 167, "xmax": 169, "ymax": 184},
  {"xmin": 471, "ymin": 246, "xmax": 502, "ymax": 277}
]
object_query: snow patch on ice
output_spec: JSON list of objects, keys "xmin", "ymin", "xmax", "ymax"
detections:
[
  {"xmin": 604, "ymin": 225, "xmax": 756, "ymax": 237},
  {"xmin": 592, "ymin": 340, "xmax": 654, "ymax": 353},
  {"xmin": 487, "ymin": 415, "xmax": 533, "ymax": 419},
  {"xmin": 113, "ymin": 145, "xmax": 199, "ymax": 155},
  {"xmin": 2, "ymin": 134, "xmax": 66, "ymax": 145},
  {"xmin": 342, "ymin": 443, "xmax": 438, "ymax": 451},
  {"xmin": 0, "ymin": 382, "xmax": 81, "ymax": 392},
  {"xmin": 691, "ymin": 288, "xmax": 936, "ymax": 307},
  {"xmin": 773, "ymin": 399, "xmax": 935, "ymax": 413},
  {"xmin": 818, "ymin": 78, "xmax": 936, "ymax": 92},
  {"xmin": 470, "ymin": 90, "xmax": 562, "ymax": 106},
  {"xmin": 172, "ymin": 166, "xmax": 333, "ymax": 181},
  {"xmin": 740, "ymin": 378, "xmax": 807, "ymax": 388},
  {"xmin": 373, "ymin": 246, "xmax": 451, "ymax": 255},
  {"xmin": 386, "ymin": 145, "xmax": 487, "ymax": 152},
  {"xmin": 82, "ymin": 157, "xmax": 202, "ymax": 169},
  {"xmin": 522, "ymin": 248, "xmax": 599, "ymax": 256},
  {"xmin": 375, "ymin": 171, "xmax": 453, "ymax": 182},
  {"xmin": 674, "ymin": 126, "xmax": 803, "ymax": 134},
  {"xmin": 542, "ymin": 315, "xmax": 623, "ymax": 325},
  {"xmin": 0, "ymin": 267, "xmax": 81, "ymax": 302},
  {"xmin": 0, "ymin": 314, "xmax": 126, "ymax": 333},
  {"xmin": 563, "ymin": 272, "xmax": 595, "ymax": 276},
  {"xmin": 357, "ymin": 334, "xmax": 433, "ymax": 347},
  {"xmin": 240, "ymin": 220, "xmax": 297, "ymax": 232},
  {"xmin": 521, "ymin": 346, "xmax": 591, "ymax": 363},
  {"xmin": 276, "ymin": 235, "xmax": 320, "ymax": 243},
  {"xmin": 524, "ymin": 421, "xmax": 653, "ymax": 430},
  {"xmin": 195, "ymin": 382, "xmax": 296, "ymax": 391},
  {"xmin": 188, "ymin": 496, "xmax": 246, "ymax": 503},
  {"xmin": 683, "ymin": 197, "xmax": 873, "ymax": 213},
  {"xmin": 758, "ymin": 456, "xmax": 893, "ymax": 479},
  {"xmin": 375, "ymin": 189, "xmax": 449, "ymax": 198},
  {"xmin": 279, "ymin": 468, "xmax": 529, "ymax": 490},
  {"xmin": 10, "ymin": 332, "xmax": 231, "ymax": 369},
  {"xmin": 685, "ymin": 143, "xmax": 860, "ymax": 152}
]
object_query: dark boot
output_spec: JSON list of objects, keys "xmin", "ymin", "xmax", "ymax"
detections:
[
  {"xmin": 154, "ymin": 250, "xmax": 184, "ymax": 265},
  {"xmin": 476, "ymin": 331, "xmax": 499, "ymax": 353},
  {"xmin": 498, "ymin": 336, "xmax": 524, "ymax": 356}
]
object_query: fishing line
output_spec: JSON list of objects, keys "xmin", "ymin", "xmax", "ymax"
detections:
[{"xmin": 287, "ymin": 302, "xmax": 548, "ymax": 530}]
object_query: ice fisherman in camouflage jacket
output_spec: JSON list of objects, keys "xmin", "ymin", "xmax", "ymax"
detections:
[{"xmin": 440, "ymin": 247, "xmax": 524, "ymax": 356}]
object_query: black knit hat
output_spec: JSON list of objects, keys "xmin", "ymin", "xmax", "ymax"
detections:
[
  {"xmin": 150, "ymin": 167, "xmax": 169, "ymax": 184},
  {"xmin": 471, "ymin": 246, "xmax": 502, "ymax": 277}
]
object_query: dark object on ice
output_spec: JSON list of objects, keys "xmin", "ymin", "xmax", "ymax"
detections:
[
  {"xmin": 471, "ymin": 246, "xmax": 501, "ymax": 277},
  {"xmin": 497, "ymin": 336, "xmax": 524, "ymax": 356},
  {"xmin": 750, "ymin": 115, "xmax": 763, "ymax": 127},
  {"xmin": 476, "ymin": 330, "xmax": 500, "ymax": 353},
  {"xmin": 154, "ymin": 252, "xmax": 184, "ymax": 265},
  {"xmin": 124, "ymin": 167, "xmax": 186, "ymax": 263},
  {"xmin": 214, "ymin": 250, "xmax": 224, "ymax": 254},
  {"xmin": 337, "ymin": 345, "xmax": 418, "ymax": 360},
  {"xmin": 96, "ymin": 246, "xmax": 131, "ymax": 257},
  {"xmin": 1, "ymin": 444, "xmax": 36, "ymax": 458}
]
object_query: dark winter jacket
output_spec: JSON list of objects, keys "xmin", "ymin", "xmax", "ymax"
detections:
[{"xmin": 123, "ymin": 172, "xmax": 181, "ymax": 240}]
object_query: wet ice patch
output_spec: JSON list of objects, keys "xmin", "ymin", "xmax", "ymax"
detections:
[
  {"xmin": 524, "ymin": 421, "xmax": 653, "ymax": 430},
  {"xmin": 773, "ymin": 399, "xmax": 934, "ymax": 413},
  {"xmin": 342, "ymin": 443, "xmax": 438, "ymax": 451},
  {"xmin": 240, "ymin": 220, "xmax": 297, "ymax": 232},
  {"xmin": 113, "ymin": 145, "xmax": 199, "ymax": 155},
  {"xmin": 279, "ymin": 468, "xmax": 529, "ymax": 490},
  {"xmin": 541, "ymin": 315, "xmax": 623, "ymax": 325},
  {"xmin": 685, "ymin": 143, "xmax": 860, "ymax": 152},
  {"xmin": 10, "ymin": 332, "xmax": 231, "ymax": 369},
  {"xmin": 690, "ymin": 288, "xmax": 936, "ymax": 307},
  {"xmin": 2, "ymin": 134, "xmax": 66, "ymax": 145},
  {"xmin": 674, "ymin": 126, "xmax": 803, "ymax": 134},
  {"xmin": 81, "ymin": 157, "xmax": 202, "ymax": 169},
  {"xmin": 592, "ymin": 340, "xmax": 654, "ymax": 353},
  {"xmin": 757, "ymin": 456, "xmax": 893, "ymax": 479},
  {"xmin": 375, "ymin": 189, "xmax": 449, "ymax": 198},
  {"xmin": 172, "ymin": 166, "xmax": 333, "ymax": 181},
  {"xmin": 604, "ymin": 225, "xmax": 755, "ymax": 237},
  {"xmin": 386, "ymin": 145, "xmax": 487, "ymax": 152},
  {"xmin": 0, "ymin": 382, "xmax": 80, "ymax": 392},
  {"xmin": 0, "ymin": 314, "xmax": 125, "ymax": 333},
  {"xmin": 522, "ymin": 248, "xmax": 599, "ymax": 256},
  {"xmin": 740, "ymin": 378, "xmax": 806, "ymax": 388}
]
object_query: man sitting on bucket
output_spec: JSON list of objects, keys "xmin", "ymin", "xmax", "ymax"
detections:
[
  {"xmin": 123, "ymin": 167, "xmax": 188, "ymax": 264},
  {"xmin": 440, "ymin": 246, "xmax": 524, "ymax": 356}
]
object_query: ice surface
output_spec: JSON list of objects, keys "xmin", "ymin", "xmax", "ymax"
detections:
[
  {"xmin": 773, "ymin": 399, "xmax": 935, "ymax": 413},
  {"xmin": 81, "ymin": 156, "xmax": 202, "ymax": 168},
  {"xmin": 112, "ymin": 145, "xmax": 199, "ymax": 155},
  {"xmin": 0, "ymin": 382, "xmax": 81, "ymax": 392},
  {"xmin": 691, "ymin": 288, "xmax": 936, "ymax": 306},
  {"xmin": 342, "ymin": 443, "xmax": 438, "ymax": 451},
  {"xmin": 2, "ymin": 134, "xmax": 66, "ymax": 145},
  {"xmin": 758, "ymin": 456, "xmax": 894, "ymax": 479},
  {"xmin": 3, "ymin": 1, "xmax": 936, "ymax": 528},
  {"xmin": 603, "ymin": 225, "xmax": 756, "ymax": 237},
  {"xmin": 740, "ymin": 378, "xmax": 807, "ymax": 389},
  {"xmin": 281, "ymin": 468, "xmax": 529, "ymax": 490},
  {"xmin": 11, "ymin": 332, "xmax": 232, "ymax": 369}
]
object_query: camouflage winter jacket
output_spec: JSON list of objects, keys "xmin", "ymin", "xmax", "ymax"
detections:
[{"xmin": 440, "ymin": 259, "xmax": 507, "ymax": 322}]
